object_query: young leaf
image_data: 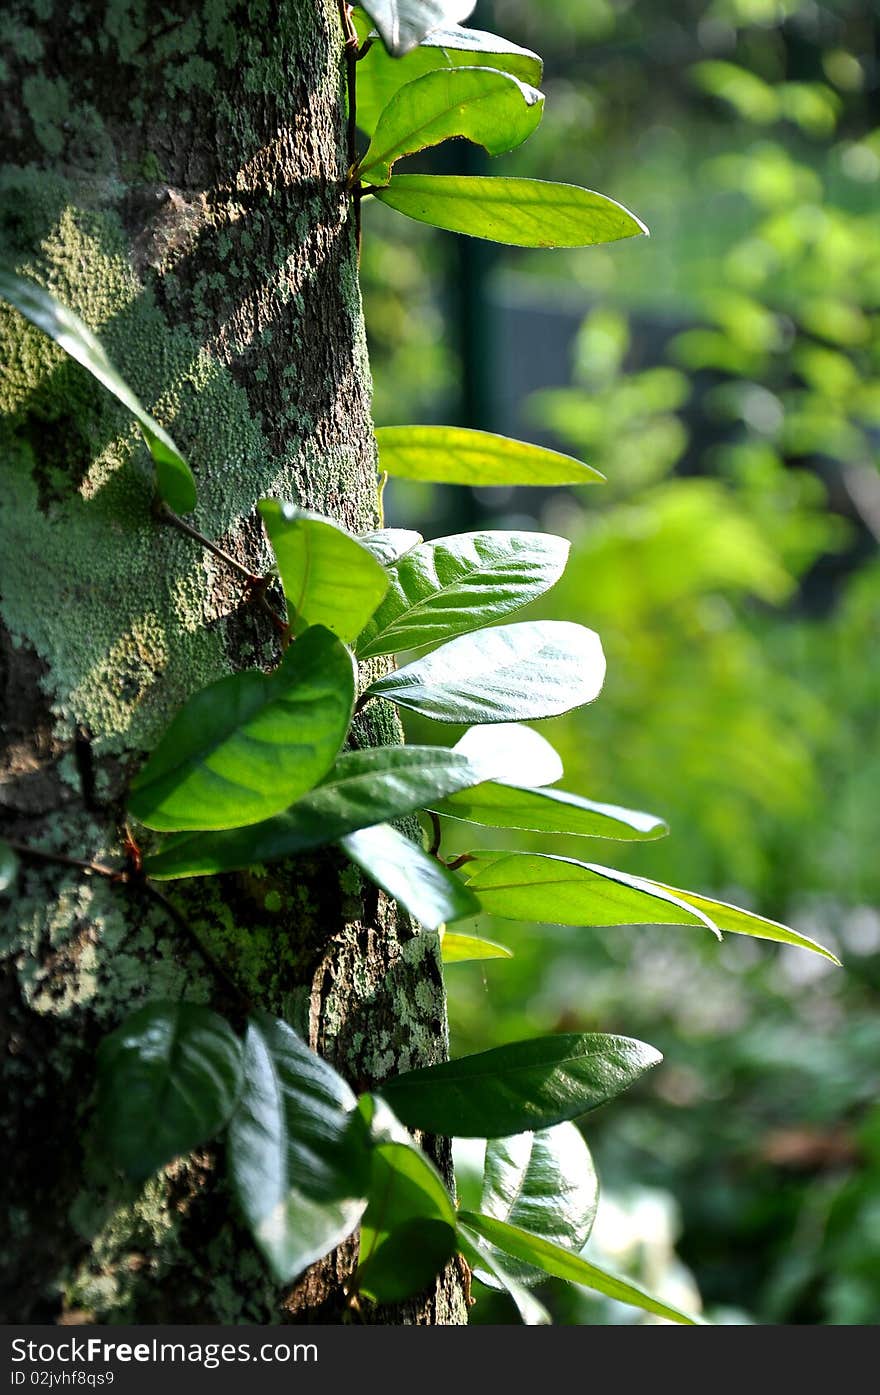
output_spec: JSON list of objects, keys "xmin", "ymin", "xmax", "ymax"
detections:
[
  {"xmin": 356, "ymin": 530, "xmax": 569, "ymax": 658},
  {"xmin": 461, "ymin": 851, "xmax": 718, "ymax": 933},
  {"xmin": 0, "ymin": 840, "xmax": 18, "ymax": 893},
  {"xmin": 96, "ymin": 1002, "xmax": 244, "ymax": 1181},
  {"xmin": 458, "ymin": 1213, "xmax": 700, "ymax": 1325},
  {"xmin": 0, "ymin": 269, "xmax": 196, "ymax": 513},
  {"xmin": 366, "ymin": 620, "xmax": 606, "ymax": 723},
  {"xmin": 143, "ymin": 745, "xmax": 482, "ymax": 880},
  {"xmin": 358, "ymin": 1, "xmax": 476, "ymax": 57},
  {"xmin": 478, "ymin": 1125, "xmax": 598, "ymax": 1286},
  {"xmin": 440, "ymin": 931, "xmax": 513, "ymax": 964},
  {"xmin": 635, "ymin": 879, "xmax": 841, "ymax": 963},
  {"xmin": 432, "ymin": 782, "xmax": 668, "ymax": 842},
  {"xmin": 341, "ymin": 822, "xmax": 479, "ymax": 930},
  {"xmin": 375, "ymin": 424, "xmax": 604, "ymax": 486},
  {"xmin": 380, "ymin": 1032, "xmax": 662, "ymax": 1137},
  {"xmin": 259, "ymin": 502, "xmax": 389, "ymax": 643},
  {"xmin": 128, "ymin": 626, "xmax": 354, "ymax": 833},
  {"xmin": 358, "ymin": 67, "xmax": 544, "ymax": 188},
  {"xmin": 227, "ymin": 1015, "xmax": 369, "ymax": 1283},
  {"xmin": 458, "ymin": 1226, "xmax": 552, "ymax": 1325},
  {"xmin": 355, "ymin": 25, "xmax": 543, "ymax": 136},
  {"xmin": 453, "ymin": 722, "xmax": 563, "ymax": 786},
  {"xmin": 372, "ymin": 175, "xmax": 648, "ymax": 248},
  {"xmin": 358, "ymin": 528, "xmax": 423, "ymax": 566}
]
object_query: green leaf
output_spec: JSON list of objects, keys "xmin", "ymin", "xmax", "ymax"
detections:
[
  {"xmin": 458, "ymin": 1226, "xmax": 552, "ymax": 1325},
  {"xmin": 259, "ymin": 502, "xmax": 389, "ymax": 643},
  {"xmin": 461, "ymin": 851, "xmax": 719, "ymax": 933},
  {"xmin": 366, "ymin": 620, "xmax": 606, "ymax": 723},
  {"xmin": 433, "ymin": 782, "xmax": 668, "ymax": 842},
  {"xmin": 358, "ymin": 1, "xmax": 476, "ymax": 57},
  {"xmin": 358, "ymin": 528, "xmax": 423, "ymax": 566},
  {"xmin": 372, "ymin": 175, "xmax": 648, "ymax": 248},
  {"xmin": 636, "ymin": 879, "xmax": 841, "ymax": 964},
  {"xmin": 381, "ymin": 1032, "xmax": 662, "ymax": 1137},
  {"xmin": 341, "ymin": 822, "xmax": 479, "ymax": 930},
  {"xmin": 228, "ymin": 1014, "xmax": 369, "ymax": 1283},
  {"xmin": 358, "ymin": 67, "xmax": 543, "ymax": 188},
  {"xmin": 143, "ymin": 744, "xmax": 482, "ymax": 880},
  {"xmin": 129, "ymin": 626, "xmax": 354, "ymax": 833},
  {"xmin": 0, "ymin": 840, "xmax": 18, "ymax": 894},
  {"xmin": 0, "ymin": 269, "xmax": 196, "ymax": 513},
  {"xmin": 97, "ymin": 1002, "xmax": 244, "ymax": 1181},
  {"xmin": 356, "ymin": 1094, "xmax": 458, "ymax": 1302},
  {"xmin": 356, "ymin": 530, "xmax": 569, "ymax": 658},
  {"xmin": 376, "ymin": 425, "xmax": 604, "ymax": 486},
  {"xmin": 440, "ymin": 931, "xmax": 512, "ymax": 964},
  {"xmin": 478, "ymin": 1124, "xmax": 598, "ymax": 1286},
  {"xmin": 355, "ymin": 24, "xmax": 543, "ymax": 136},
  {"xmin": 458, "ymin": 1213, "xmax": 700, "ymax": 1325},
  {"xmin": 453, "ymin": 722, "xmax": 563, "ymax": 786}
]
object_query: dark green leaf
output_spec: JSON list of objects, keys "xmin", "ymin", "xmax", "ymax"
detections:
[
  {"xmin": 358, "ymin": 1218, "xmax": 457, "ymax": 1303},
  {"xmin": 358, "ymin": 528, "xmax": 423, "ymax": 566},
  {"xmin": 144, "ymin": 745, "xmax": 481, "ymax": 880},
  {"xmin": 478, "ymin": 1124, "xmax": 598, "ymax": 1285},
  {"xmin": 458, "ymin": 1226, "xmax": 552, "ymax": 1325},
  {"xmin": 0, "ymin": 840, "xmax": 18, "ymax": 893},
  {"xmin": 129, "ymin": 626, "xmax": 354, "ymax": 833},
  {"xmin": 358, "ymin": 1, "xmax": 476, "ymax": 56},
  {"xmin": 259, "ymin": 502, "xmax": 389, "ymax": 643},
  {"xmin": 366, "ymin": 620, "xmax": 606, "ymax": 723},
  {"xmin": 97, "ymin": 1001, "xmax": 243, "ymax": 1181},
  {"xmin": 433, "ymin": 782, "xmax": 668, "ymax": 841},
  {"xmin": 441, "ymin": 931, "xmax": 512, "ymax": 963},
  {"xmin": 636, "ymin": 879, "xmax": 840, "ymax": 963},
  {"xmin": 376, "ymin": 424, "xmax": 604, "ymax": 486},
  {"xmin": 0, "ymin": 270, "xmax": 196, "ymax": 513},
  {"xmin": 358, "ymin": 67, "xmax": 543, "ymax": 187},
  {"xmin": 372, "ymin": 175, "xmax": 648, "ymax": 248},
  {"xmin": 461, "ymin": 851, "xmax": 719, "ymax": 933},
  {"xmin": 356, "ymin": 530, "xmax": 569, "ymax": 658},
  {"xmin": 341, "ymin": 822, "xmax": 479, "ymax": 930},
  {"xmin": 355, "ymin": 24, "xmax": 543, "ymax": 135},
  {"xmin": 381, "ymin": 1032, "xmax": 662, "ymax": 1137},
  {"xmin": 459, "ymin": 1213, "xmax": 700, "ymax": 1325},
  {"xmin": 228, "ymin": 1014, "xmax": 369, "ymax": 1282},
  {"xmin": 453, "ymin": 722, "xmax": 563, "ymax": 786}
]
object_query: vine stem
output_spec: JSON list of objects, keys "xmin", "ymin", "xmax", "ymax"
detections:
[
  {"xmin": 445, "ymin": 852, "xmax": 475, "ymax": 872},
  {"xmin": 338, "ymin": 1, "xmax": 363, "ymax": 254},
  {"xmin": 141, "ymin": 882, "xmax": 252, "ymax": 1010},
  {"xmin": 5, "ymin": 839, "xmax": 123, "ymax": 881},
  {"xmin": 428, "ymin": 812, "xmax": 443, "ymax": 858}
]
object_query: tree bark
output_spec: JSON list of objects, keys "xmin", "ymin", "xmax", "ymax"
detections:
[{"xmin": 0, "ymin": 0, "xmax": 466, "ymax": 1325}]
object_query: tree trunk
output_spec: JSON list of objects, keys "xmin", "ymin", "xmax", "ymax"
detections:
[{"xmin": 0, "ymin": 0, "xmax": 466, "ymax": 1326}]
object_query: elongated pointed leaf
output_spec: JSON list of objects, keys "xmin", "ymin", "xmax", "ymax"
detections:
[
  {"xmin": 355, "ymin": 24, "xmax": 543, "ymax": 136},
  {"xmin": 433, "ymin": 782, "xmax": 668, "ymax": 842},
  {"xmin": 359, "ymin": 0, "xmax": 476, "ymax": 56},
  {"xmin": 366, "ymin": 621, "xmax": 606, "ymax": 723},
  {"xmin": 144, "ymin": 745, "xmax": 482, "ymax": 880},
  {"xmin": 359, "ymin": 528, "xmax": 423, "ymax": 566},
  {"xmin": 97, "ymin": 1002, "xmax": 244, "ymax": 1181},
  {"xmin": 129, "ymin": 627, "xmax": 354, "ymax": 833},
  {"xmin": 228, "ymin": 1015, "xmax": 369, "ymax": 1283},
  {"xmin": 441, "ymin": 931, "xmax": 512, "ymax": 963},
  {"xmin": 478, "ymin": 1125, "xmax": 598, "ymax": 1286},
  {"xmin": 462, "ymin": 851, "xmax": 718, "ymax": 933},
  {"xmin": 259, "ymin": 502, "xmax": 389, "ymax": 643},
  {"xmin": 637, "ymin": 879, "xmax": 841, "ymax": 963},
  {"xmin": 341, "ymin": 822, "xmax": 479, "ymax": 930},
  {"xmin": 459, "ymin": 1213, "xmax": 700, "ymax": 1325},
  {"xmin": 453, "ymin": 723, "xmax": 563, "ymax": 786},
  {"xmin": 381, "ymin": 1032, "xmax": 662, "ymax": 1137},
  {"xmin": 372, "ymin": 175, "xmax": 648, "ymax": 248},
  {"xmin": 376, "ymin": 425, "xmax": 603, "ymax": 486},
  {"xmin": 357, "ymin": 531, "xmax": 569, "ymax": 658},
  {"xmin": 458, "ymin": 1226, "xmax": 552, "ymax": 1324},
  {"xmin": 0, "ymin": 840, "xmax": 18, "ymax": 893},
  {"xmin": 358, "ymin": 67, "xmax": 543, "ymax": 187},
  {"xmin": 0, "ymin": 270, "xmax": 196, "ymax": 513}
]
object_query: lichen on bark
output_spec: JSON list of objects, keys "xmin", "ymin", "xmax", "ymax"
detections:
[{"xmin": 0, "ymin": 0, "xmax": 466, "ymax": 1325}]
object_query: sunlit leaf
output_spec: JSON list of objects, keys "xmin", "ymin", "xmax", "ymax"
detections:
[
  {"xmin": 97, "ymin": 1002, "xmax": 244, "ymax": 1181},
  {"xmin": 381, "ymin": 1032, "xmax": 662, "ymax": 1137},
  {"xmin": 0, "ymin": 269, "xmax": 196, "ymax": 513},
  {"xmin": 358, "ymin": 1, "xmax": 476, "ymax": 56},
  {"xmin": 638, "ymin": 879, "xmax": 841, "ymax": 963},
  {"xmin": 259, "ymin": 502, "xmax": 388, "ymax": 643},
  {"xmin": 357, "ymin": 531, "xmax": 569, "ymax": 657},
  {"xmin": 441, "ymin": 931, "xmax": 512, "ymax": 963},
  {"xmin": 366, "ymin": 620, "xmax": 606, "ymax": 723},
  {"xmin": 458, "ymin": 1225, "xmax": 552, "ymax": 1324},
  {"xmin": 129, "ymin": 627, "xmax": 354, "ymax": 833},
  {"xmin": 372, "ymin": 175, "xmax": 648, "ymax": 248},
  {"xmin": 376, "ymin": 425, "xmax": 604, "ymax": 486},
  {"xmin": 433, "ymin": 782, "xmax": 668, "ymax": 841},
  {"xmin": 358, "ymin": 528, "xmax": 423, "ymax": 566},
  {"xmin": 341, "ymin": 822, "xmax": 479, "ymax": 930},
  {"xmin": 452, "ymin": 722, "xmax": 563, "ymax": 787}
]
